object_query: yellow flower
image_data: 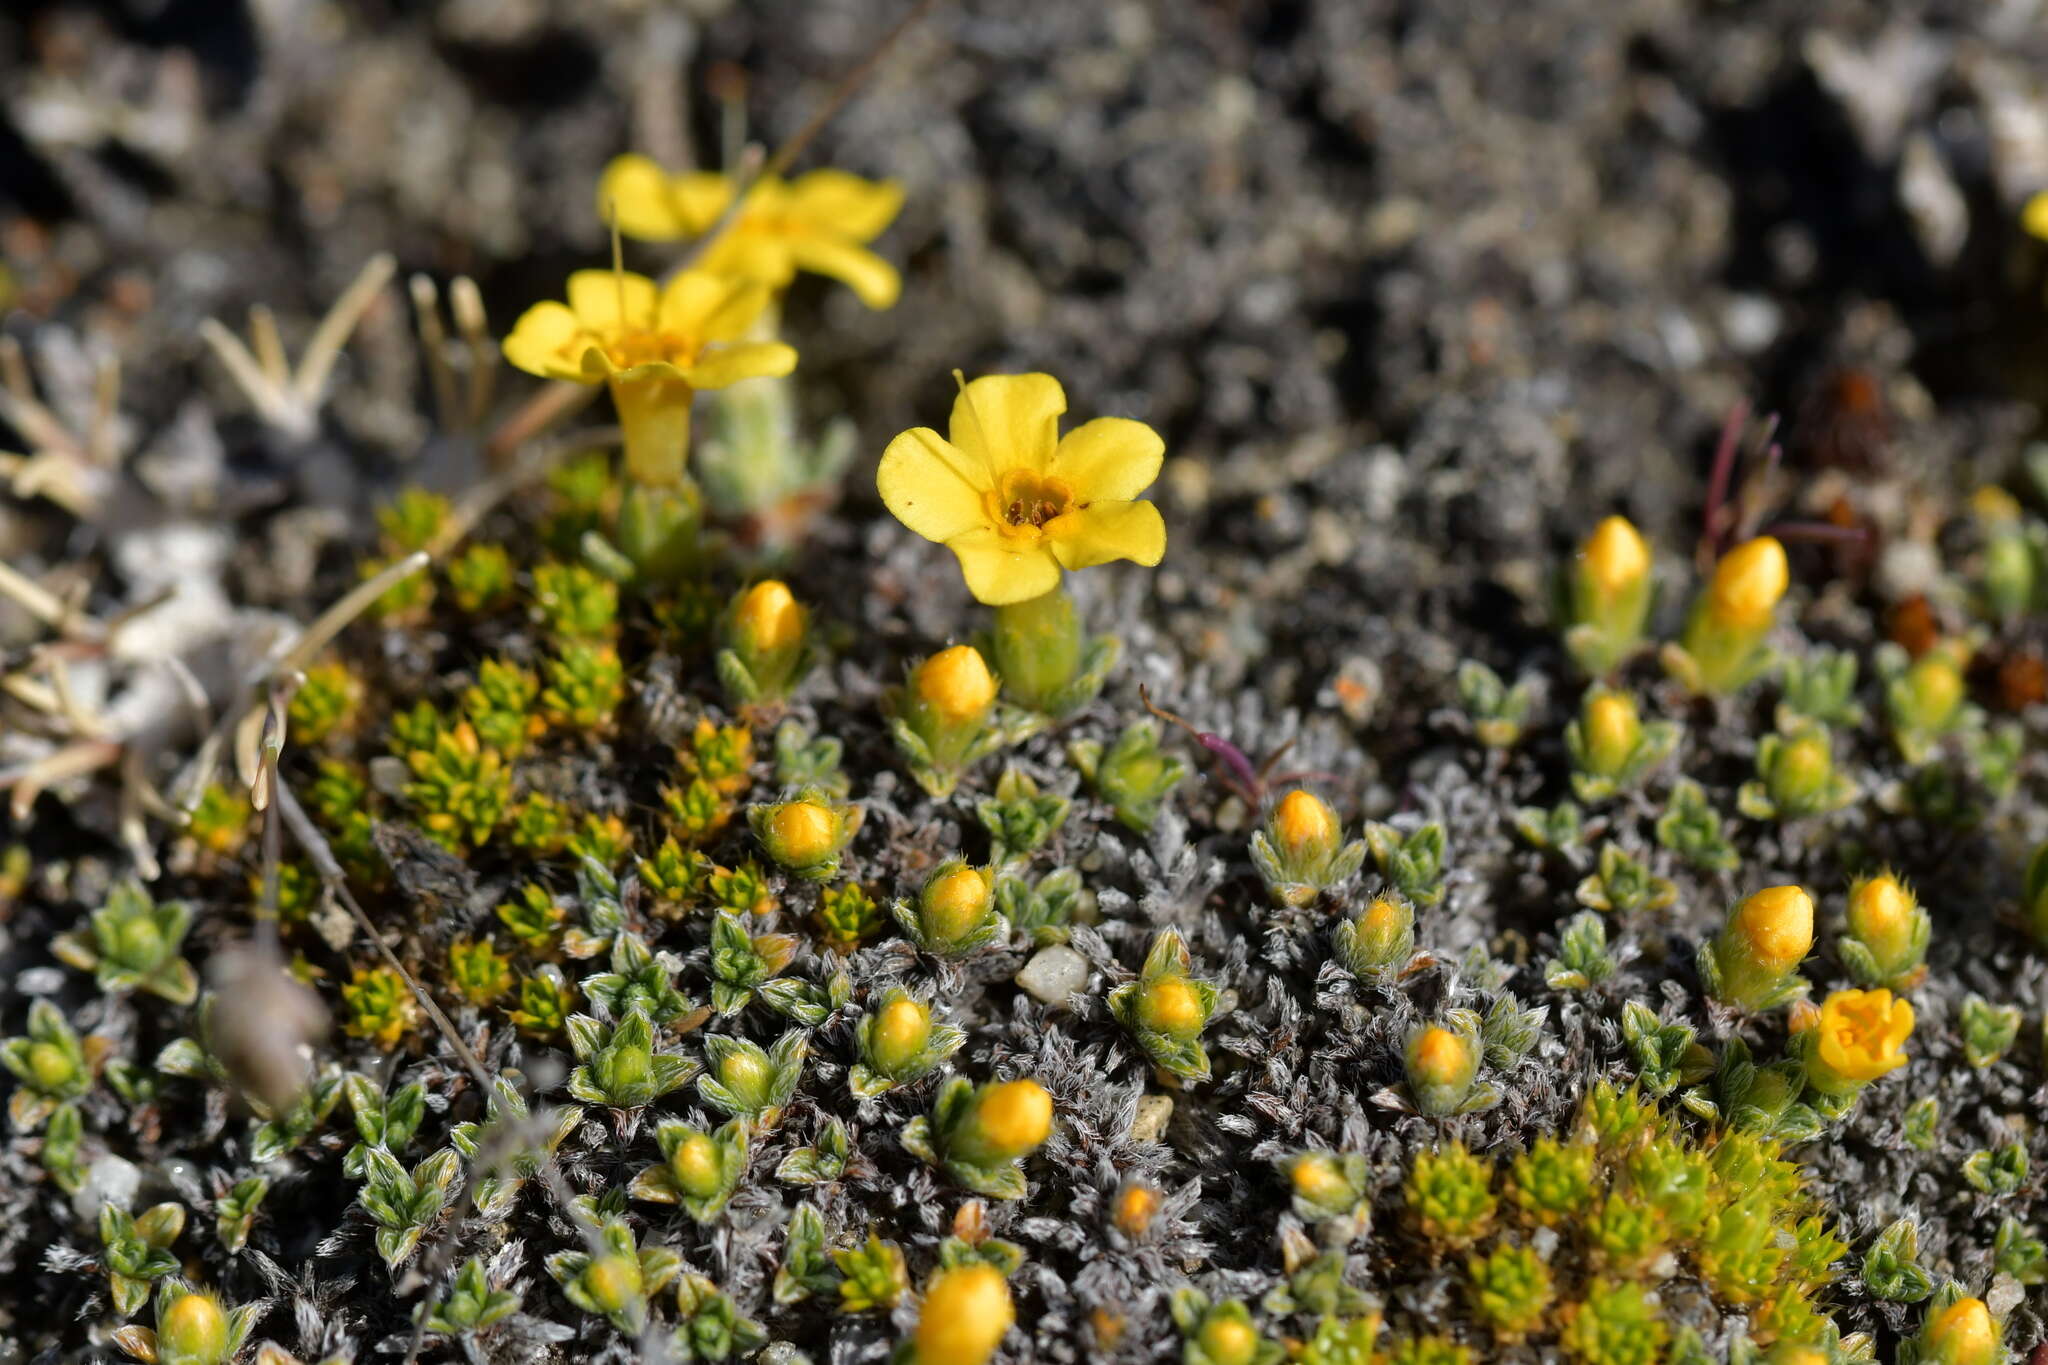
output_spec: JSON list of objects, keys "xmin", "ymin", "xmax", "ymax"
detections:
[
  {"xmin": 501, "ymin": 268, "xmax": 797, "ymax": 486},
  {"xmin": 878, "ymin": 373, "xmax": 1167, "ymax": 605},
  {"xmin": 1813, "ymin": 988, "xmax": 1913, "ymax": 1087},
  {"xmin": 599, "ymin": 155, "xmax": 905, "ymax": 309},
  {"xmin": 502, "ymin": 268, "xmax": 793, "ymax": 388},
  {"xmin": 2025, "ymin": 190, "xmax": 2048, "ymax": 243}
]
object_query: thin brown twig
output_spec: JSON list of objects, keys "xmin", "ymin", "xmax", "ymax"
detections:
[
  {"xmin": 483, "ymin": 381, "xmax": 598, "ymax": 466},
  {"xmin": 434, "ymin": 425, "xmax": 623, "ymax": 556},
  {"xmin": 275, "ymin": 783, "xmax": 494, "ymax": 1092},
  {"xmin": 282, "ymin": 755, "xmax": 620, "ymax": 1364}
]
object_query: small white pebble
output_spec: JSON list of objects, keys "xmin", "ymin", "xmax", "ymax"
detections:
[
  {"xmin": 73, "ymin": 1154, "xmax": 142, "ymax": 1220},
  {"xmin": 1015, "ymin": 946, "xmax": 1089, "ymax": 1005}
]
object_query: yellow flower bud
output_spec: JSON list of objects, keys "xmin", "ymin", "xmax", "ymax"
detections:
[
  {"xmin": 1338, "ymin": 894, "xmax": 1415, "ymax": 977},
  {"xmin": 962, "ymin": 1078, "xmax": 1053, "ymax": 1162},
  {"xmin": 1771, "ymin": 728, "xmax": 1833, "ymax": 804},
  {"xmin": 586, "ymin": 1254, "xmax": 643, "ymax": 1313},
  {"xmin": 1581, "ymin": 516, "xmax": 1650, "ymax": 599},
  {"xmin": 159, "ymin": 1291, "xmax": 228, "ymax": 1365},
  {"xmin": 921, "ymin": 863, "xmax": 995, "ymax": 945},
  {"xmin": 27, "ymin": 1041, "xmax": 74, "ymax": 1091},
  {"xmin": 1113, "ymin": 1181, "xmax": 1162, "ymax": 1236},
  {"xmin": 1764, "ymin": 1346, "xmax": 1830, "ymax": 1365},
  {"xmin": 872, "ymin": 994, "xmax": 933, "ymax": 1073},
  {"xmin": 1710, "ymin": 884, "xmax": 1815, "ymax": 1010},
  {"xmin": 1289, "ymin": 1154, "xmax": 1353, "ymax": 1206},
  {"xmin": 673, "ymin": 1132, "xmax": 723, "ymax": 1200},
  {"xmin": 1924, "ymin": 1296, "xmax": 1998, "ymax": 1365},
  {"xmin": 1732, "ymin": 885, "xmax": 1814, "ymax": 974},
  {"xmin": 914, "ymin": 645, "xmax": 999, "ymax": 723},
  {"xmin": 605, "ymin": 1043, "xmax": 651, "ymax": 1089},
  {"xmin": 914, "ymin": 1264, "xmax": 1014, "ymax": 1365},
  {"xmin": 1198, "ymin": 1316, "xmax": 1261, "ymax": 1365},
  {"xmin": 1363, "ymin": 897, "xmax": 1405, "ymax": 938},
  {"xmin": 1810, "ymin": 988, "xmax": 1913, "ymax": 1093},
  {"xmin": 1847, "ymin": 873, "xmax": 1917, "ymax": 962},
  {"xmin": 1972, "ymin": 485, "xmax": 2022, "ymax": 525},
  {"xmin": 766, "ymin": 800, "xmax": 839, "ymax": 865},
  {"xmin": 1568, "ymin": 515, "xmax": 1655, "ymax": 673},
  {"xmin": 1272, "ymin": 789, "xmax": 1340, "ymax": 859},
  {"xmin": 735, "ymin": 580, "xmax": 805, "ymax": 652},
  {"xmin": 1406, "ymin": 1023, "xmax": 1481, "ymax": 1115},
  {"xmin": 1904, "ymin": 652, "xmax": 1964, "ymax": 728},
  {"xmin": 1410, "ymin": 1026, "xmax": 1471, "ymax": 1088},
  {"xmin": 1135, "ymin": 976, "xmax": 1204, "ymax": 1038},
  {"xmin": 1581, "ymin": 690, "xmax": 1641, "ymax": 776},
  {"xmin": 1706, "ymin": 536, "xmax": 1788, "ymax": 627},
  {"xmin": 719, "ymin": 1048, "xmax": 767, "ymax": 1094}
]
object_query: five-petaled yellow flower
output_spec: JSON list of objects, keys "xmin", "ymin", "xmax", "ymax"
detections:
[
  {"xmin": 1811, "ymin": 987, "xmax": 1913, "ymax": 1091},
  {"xmin": 501, "ymin": 268, "xmax": 796, "ymax": 484},
  {"xmin": 502, "ymin": 268, "xmax": 794, "ymax": 389},
  {"xmin": 878, "ymin": 373, "xmax": 1167, "ymax": 606},
  {"xmin": 599, "ymin": 155, "xmax": 905, "ymax": 309}
]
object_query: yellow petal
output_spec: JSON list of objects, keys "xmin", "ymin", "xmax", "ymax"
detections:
[
  {"xmin": 948, "ymin": 526, "xmax": 1063, "ymax": 606},
  {"xmin": 670, "ymin": 171, "xmax": 739, "ymax": 235},
  {"xmin": 683, "ymin": 341, "xmax": 797, "ymax": 389},
  {"xmin": 701, "ymin": 233, "xmax": 799, "ymax": 291},
  {"xmin": 785, "ymin": 169, "xmax": 905, "ymax": 241},
  {"xmin": 877, "ymin": 427, "xmax": 991, "ymax": 544},
  {"xmin": 659, "ymin": 270, "xmax": 773, "ymax": 340},
  {"xmin": 566, "ymin": 269, "xmax": 658, "ymax": 332},
  {"xmin": 501, "ymin": 301, "xmax": 596, "ymax": 383},
  {"xmin": 788, "ymin": 235, "xmax": 901, "ymax": 309},
  {"xmin": 1047, "ymin": 499, "xmax": 1166, "ymax": 571},
  {"xmin": 598, "ymin": 154, "xmax": 689, "ymax": 240},
  {"xmin": 949, "ymin": 373, "xmax": 1065, "ymax": 472},
  {"xmin": 1046, "ymin": 416, "xmax": 1164, "ymax": 503}
]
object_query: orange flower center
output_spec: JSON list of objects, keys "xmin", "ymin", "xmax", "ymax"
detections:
[
  {"xmin": 600, "ymin": 328, "xmax": 699, "ymax": 371},
  {"xmin": 991, "ymin": 470, "xmax": 1075, "ymax": 537},
  {"xmin": 1830, "ymin": 1000, "xmax": 1887, "ymax": 1053}
]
